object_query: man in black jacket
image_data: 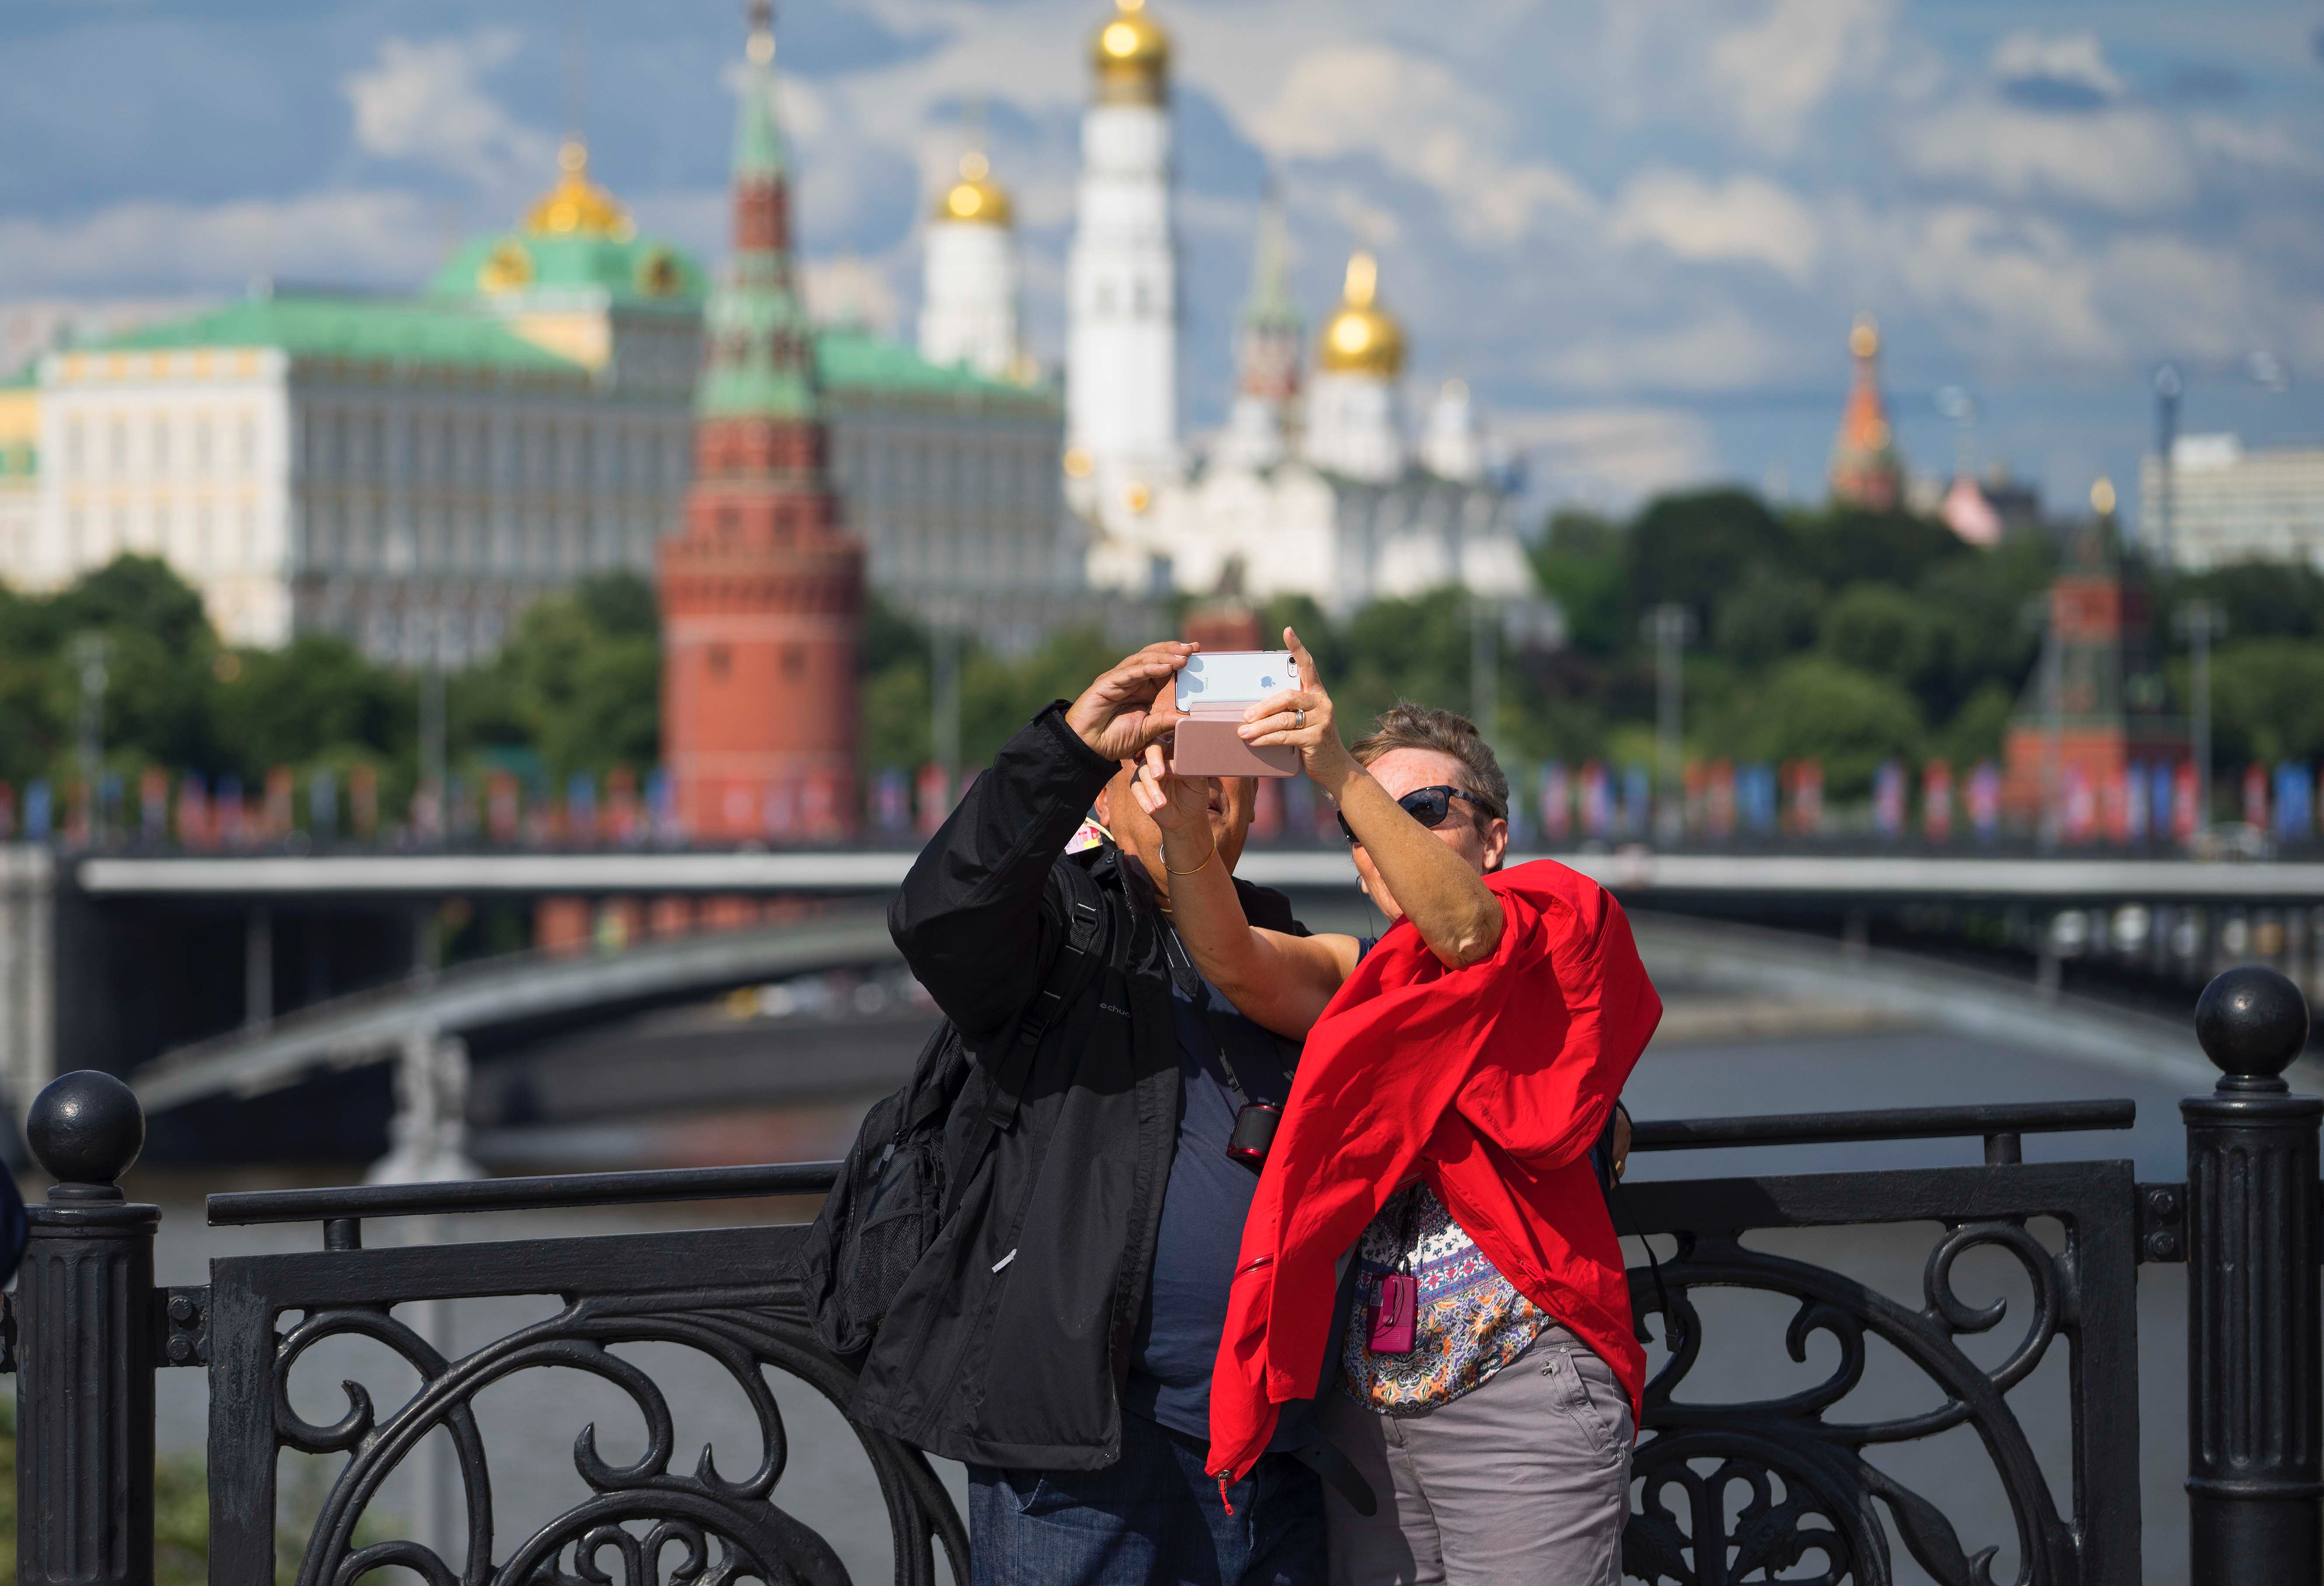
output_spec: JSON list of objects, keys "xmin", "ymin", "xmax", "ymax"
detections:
[{"xmin": 867, "ymin": 640, "xmax": 1326, "ymax": 1586}]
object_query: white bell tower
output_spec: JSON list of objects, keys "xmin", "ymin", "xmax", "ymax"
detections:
[
  {"xmin": 921, "ymin": 151, "xmax": 1022, "ymax": 381},
  {"xmin": 1066, "ymin": 0, "xmax": 1178, "ymax": 532}
]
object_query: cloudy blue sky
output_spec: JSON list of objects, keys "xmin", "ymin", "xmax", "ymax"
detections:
[{"xmin": 4, "ymin": 0, "xmax": 2322, "ymax": 524}]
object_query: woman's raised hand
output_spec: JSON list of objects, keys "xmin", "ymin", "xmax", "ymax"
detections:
[
  {"xmin": 1131, "ymin": 741, "xmax": 1214, "ymax": 839},
  {"xmin": 1238, "ymin": 628, "xmax": 1360, "ymax": 796}
]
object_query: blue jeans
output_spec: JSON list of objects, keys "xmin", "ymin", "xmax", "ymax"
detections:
[{"xmin": 967, "ymin": 1412, "xmax": 1325, "ymax": 1586}]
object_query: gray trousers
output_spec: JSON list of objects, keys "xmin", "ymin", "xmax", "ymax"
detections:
[{"xmin": 1317, "ymin": 1325, "xmax": 1632, "ymax": 1586}]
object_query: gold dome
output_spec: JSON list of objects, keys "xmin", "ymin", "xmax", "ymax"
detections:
[
  {"xmin": 1091, "ymin": 0, "xmax": 1169, "ymax": 104},
  {"xmin": 934, "ymin": 151, "xmax": 1014, "ymax": 226},
  {"xmin": 477, "ymin": 240, "xmax": 535, "ymax": 294},
  {"xmin": 1849, "ymin": 312, "xmax": 1879, "ymax": 360},
  {"xmin": 1318, "ymin": 252, "xmax": 1405, "ymax": 378},
  {"xmin": 523, "ymin": 140, "xmax": 636, "ymax": 240}
]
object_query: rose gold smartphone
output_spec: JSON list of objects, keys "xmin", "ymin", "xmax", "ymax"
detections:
[{"xmin": 1170, "ymin": 651, "xmax": 1300, "ymax": 777}]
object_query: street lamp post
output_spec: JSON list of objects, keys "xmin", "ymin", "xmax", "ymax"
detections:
[
  {"xmin": 2153, "ymin": 362, "xmax": 2183, "ymax": 567},
  {"xmin": 931, "ymin": 602, "xmax": 962, "ymax": 805},
  {"xmin": 1641, "ymin": 603, "xmax": 1692, "ymax": 844},
  {"xmin": 71, "ymin": 632, "xmax": 109, "ymax": 846},
  {"xmin": 2176, "ymin": 599, "xmax": 2226, "ymax": 840},
  {"xmin": 1470, "ymin": 591, "xmax": 1499, "ymax": 751},
  {"xmin": 2040, "ymin": 610, "xmax": 2063, "ymax": 853},
  {"xmin": 418, "ymin": 615, "xmax": 447, "ymax": 847}
]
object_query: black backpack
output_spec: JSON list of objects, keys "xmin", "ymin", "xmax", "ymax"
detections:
[{"xmin": 802, "ymin": 858, "xmax": 1114, "ymax": 1361}]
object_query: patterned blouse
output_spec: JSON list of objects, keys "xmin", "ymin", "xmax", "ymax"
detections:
[{"xmin": 1341, "ymin": 1180, "xmax": 1554, "ymax": 1412}]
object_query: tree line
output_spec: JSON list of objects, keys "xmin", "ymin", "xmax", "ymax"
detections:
[{"xmin": 5, "ymin": 486, "xmax": 2323, "ymax": 829}]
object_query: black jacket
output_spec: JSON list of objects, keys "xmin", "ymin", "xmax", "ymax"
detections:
[{"xmin": 849, "ymin": 703, "xmax": 1306, "ymax": 1470}]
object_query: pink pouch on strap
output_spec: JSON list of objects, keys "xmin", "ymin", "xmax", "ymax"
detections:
[{"xmin": 1368, "ymin": 1272, "xmax": 1417, "ymax": 1355}]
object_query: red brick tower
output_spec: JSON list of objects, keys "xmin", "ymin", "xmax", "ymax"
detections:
[{"xmin": 659, "ymin": 0, "xmax": 863, "ymax": 840}]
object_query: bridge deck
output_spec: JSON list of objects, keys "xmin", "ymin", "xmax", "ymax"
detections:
[{"xmin": 72, "ymin": 847, "xmax": 2324, "ymax": 901}]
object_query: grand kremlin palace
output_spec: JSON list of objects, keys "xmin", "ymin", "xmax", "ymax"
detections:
[{"xmin": 0, "ymin": 145, "xmax": 1080, "ymax": 665}]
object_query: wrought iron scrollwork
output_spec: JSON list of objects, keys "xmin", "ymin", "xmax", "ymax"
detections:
[
  {"xmin": 1623, "ymin": 1222, "xmax": 2080, "ymax": 1586},
  {"xmin": 274, "ymin": 1289, "xmax": 964, "ymax": 1586}
]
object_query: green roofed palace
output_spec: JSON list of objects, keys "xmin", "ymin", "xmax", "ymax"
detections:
[{"xmin": 5, "ymin": 112, "xmax": 1077, "ymax": 661}]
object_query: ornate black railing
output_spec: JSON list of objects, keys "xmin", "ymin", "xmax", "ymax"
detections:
[{"xmin": 5, "ymin": 967, "xmax": 2319, "ymax": 1586}]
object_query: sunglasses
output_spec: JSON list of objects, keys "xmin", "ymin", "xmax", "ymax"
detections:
[{"xmin": 1338, "ymin": 785, "xmax": 1494, "ymax": 843}]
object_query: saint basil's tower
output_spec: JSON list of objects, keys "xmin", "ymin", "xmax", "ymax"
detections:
[{"xmin": 660, "ymin": 2, "xmax": 864, "ymax": 840}]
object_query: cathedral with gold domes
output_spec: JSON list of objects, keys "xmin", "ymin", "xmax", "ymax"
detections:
[{"xmin": 1065, "ymin": 0, "xmax": 1526, "ymax": 616}]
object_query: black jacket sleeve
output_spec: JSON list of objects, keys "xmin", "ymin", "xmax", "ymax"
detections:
[{"xmin": 890, "ymin": 702, "xmax": 1120, "ymax": 1044}]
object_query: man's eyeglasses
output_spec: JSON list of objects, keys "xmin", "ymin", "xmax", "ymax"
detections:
[{"xmin": 1338, "ymin": 785, "xmax": 1495, "ymax": 843}]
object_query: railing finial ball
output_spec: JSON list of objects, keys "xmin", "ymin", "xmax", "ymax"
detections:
[
  {"xmin": 26, "ymin": 1069, "xmax": 146, "ymax": 1192},
  {"xmin": 2195, "ymin": 965, "xmax": 2311, "ymax": 1083}
]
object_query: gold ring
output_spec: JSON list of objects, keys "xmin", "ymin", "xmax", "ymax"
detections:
[{"xmin": 1295, "ymin": 708, "xmax": 1306, "ymax": 728}]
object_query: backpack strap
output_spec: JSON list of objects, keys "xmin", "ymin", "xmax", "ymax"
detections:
[{"xmin": 943, "ymin": 856, "xmax": 1113, "ymax": 1218}]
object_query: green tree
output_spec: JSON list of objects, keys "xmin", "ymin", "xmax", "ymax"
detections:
[
  {"xmin": 212, "ymin": 636, "xmax": 408, "ymax": 779},
  {"xmin": 1530, "ymin": 510, "xmax": 1628, "ymax": 656},
  {"xmin": 2167, "ymin": 562, "xmax": 2324, "ymax": 642},
  {"xmin": 2208, "ymin": 639, "xmax": 2324, "ymax": 765},
  {"xmin": 1785, "ymin": 506, "xmax": 1967, "ymax": 591},
  {"xmin": 1624, "ymin": 490, "xmax": 1789, "ymax": 638},
  {"xmin": 1819, "ymin": 583, "xmax": 1943, "ymax": 695},
  {"xmin": 17, "ymin": 556, "xmax": 225, "ymax": 779},
  {"xmin": 1712, "ymin": 565, "xmax": 1822, "ymax": 665},
  {"xmin": 1739, "ymin": 655, "xmax": 1925, "ymax": 798},
  {"xmin": 960, "ymin": 627, "xmax": 1127, "ymax": 767},
  {"xmin": 1936, "ymin": 682, "xmax": 2015, "ymax": 769},
  {"xmin": 461, "ymin": 573, "xmax": 661, "ymax": 783}
]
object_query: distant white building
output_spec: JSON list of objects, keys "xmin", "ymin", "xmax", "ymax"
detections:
[
  {"xmin": 22, "ymin": 142, "xmax": 705, "ymax": 662},
  {"xmin": 0, "ymin": 374, "xmax": 35, "ymax": 578},
  {"xmin": 2141, "ymin": 434, "xmax": 2324, "ymax": 570},
  {"xmin": 919, "ymin": 150, "xmax": 1027, "ymax": 384},
  {"xmin": 8, "ymin": 133, "xmax": 1081, "ymax": 659},
  {"xmin": 1064, "ymin": 0, "xmax": 1180, "ymax": 537},
  {"xmin": 1088, "ymin": 240, "xmax": 1531, "ymax": 619},
  {"xmin": 1054, "ymin": 0, "xmax": 1533, "ymax": 622}
]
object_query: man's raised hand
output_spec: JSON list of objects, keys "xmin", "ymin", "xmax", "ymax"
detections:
[{"xmin": 1064, "ymin": 641, "xmax": 1197, "ymax": 762}]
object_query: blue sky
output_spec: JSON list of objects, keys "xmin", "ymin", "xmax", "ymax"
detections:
[{"xmin": 4, "ymin": 0, "xmax": 2322, "ymax": 525}]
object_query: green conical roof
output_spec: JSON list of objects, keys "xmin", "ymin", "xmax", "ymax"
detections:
[
  {"xmin": 697, "ymin": 6, "xmax": 819, "ymax": 422},
  {"xmin": 1242, "ymin": 188, "xmax": 1300, "ymax": 334},
  {"xmin": 734, "ymin": 21, "xmax": 786, "ymax": 179}
]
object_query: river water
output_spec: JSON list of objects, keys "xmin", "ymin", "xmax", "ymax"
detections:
[{"xmin": 115, "ymin": 981, "xmax": 2213, "ymax": 1586}]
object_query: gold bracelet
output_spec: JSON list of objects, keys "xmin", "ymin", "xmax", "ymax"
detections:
[{"xmin": 1164, "ymin": 844, "xmax": 1216, "ymax": 877}]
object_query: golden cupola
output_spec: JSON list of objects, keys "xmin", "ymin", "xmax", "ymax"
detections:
[
  {"xmin": 1091, "ymin": 0, "xmax": 1170, "ymax": 104},
  {"xmin": 1318, "ymin": 252, "xmax": 1406, "ymax": 379},
  {"xmin": 934, "ymin": 151, "xmax": 1013, "ymax": 227},
  {"xmin": 524, "ymin": 139, "xmax": 636, "ymax": 240}
]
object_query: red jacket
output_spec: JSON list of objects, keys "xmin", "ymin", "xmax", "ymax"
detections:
[{"xmin": 1206, "ymin": 859, "xmax": 1661, "ymax": 1483}]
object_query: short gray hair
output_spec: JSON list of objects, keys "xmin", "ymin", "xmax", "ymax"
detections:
[{"xmin": 1348, "ymin": 703, "xmax": 1508, "ymax": 820}]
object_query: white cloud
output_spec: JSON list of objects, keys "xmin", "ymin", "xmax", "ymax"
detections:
[
  {"xmin": 1544, "ymin": 310, "xmax": 1798, "ymax": 393},
  {"xmin": 803, "ymin": 255, "xmax": 901, "ymax": 333},
  {"xmin": 341, "ymin": 32, "xmax": 554, "ymax": 190},
  {"xmin": 1707, "ymin": 0, "xmax": 1893, "ymax": 153},
  {"xmin": 1900, "ymin": 104, "xmax": 2196, "ymax": 213},
  {"xmin": 0, "ymin": 192, "xmax": 444, "ymax": 297},
  {"xmin": 718, "ymin": 63, "xmax": 832, "ymax": 145},
  {"xmin": 1249, "ymin": 44, "xmax": 1593, "ymax": 245},
  {"xmin": 2187, "ymin": 115, "xmax": 2324, "ymax": 178},
  {"xmin": 1915, "ymin": 214, "xmax": 2113, "ymax": 362},
  {"xmin": 1990, "ymin": 31, "xmax": 2125, "ymax": 101},
  {"xmin": 1606, "ymin": 170, "xmax": 1822, "ymax": 282},
  {"xmin": 1495, "ymin": 406, "xmax": 1720, "ymax": 510}
]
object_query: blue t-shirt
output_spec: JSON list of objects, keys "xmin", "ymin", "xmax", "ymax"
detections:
[{"xmin": 1122, "ymin": 926, "xmax": 1303, "ymax": 1446}]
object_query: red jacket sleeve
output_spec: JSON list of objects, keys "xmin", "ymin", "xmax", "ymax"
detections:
[{"xmin": 1453, "ymin": 872, "xmax": 1659, "ymax": 1169}]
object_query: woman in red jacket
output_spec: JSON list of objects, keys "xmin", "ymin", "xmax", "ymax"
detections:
[{"xmin": 1132, "ymin": 630, "xmax": 1650, "ymax": 1586}]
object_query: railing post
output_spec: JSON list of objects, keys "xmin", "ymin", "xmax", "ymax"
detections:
[
  {"xmin": 2186, "ymin": 966, "xmax": 2322, "ymax": 1586},
  {"xmin": 15, "ymin": 1070, "xmax": 157, "ymax": 1586}
]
